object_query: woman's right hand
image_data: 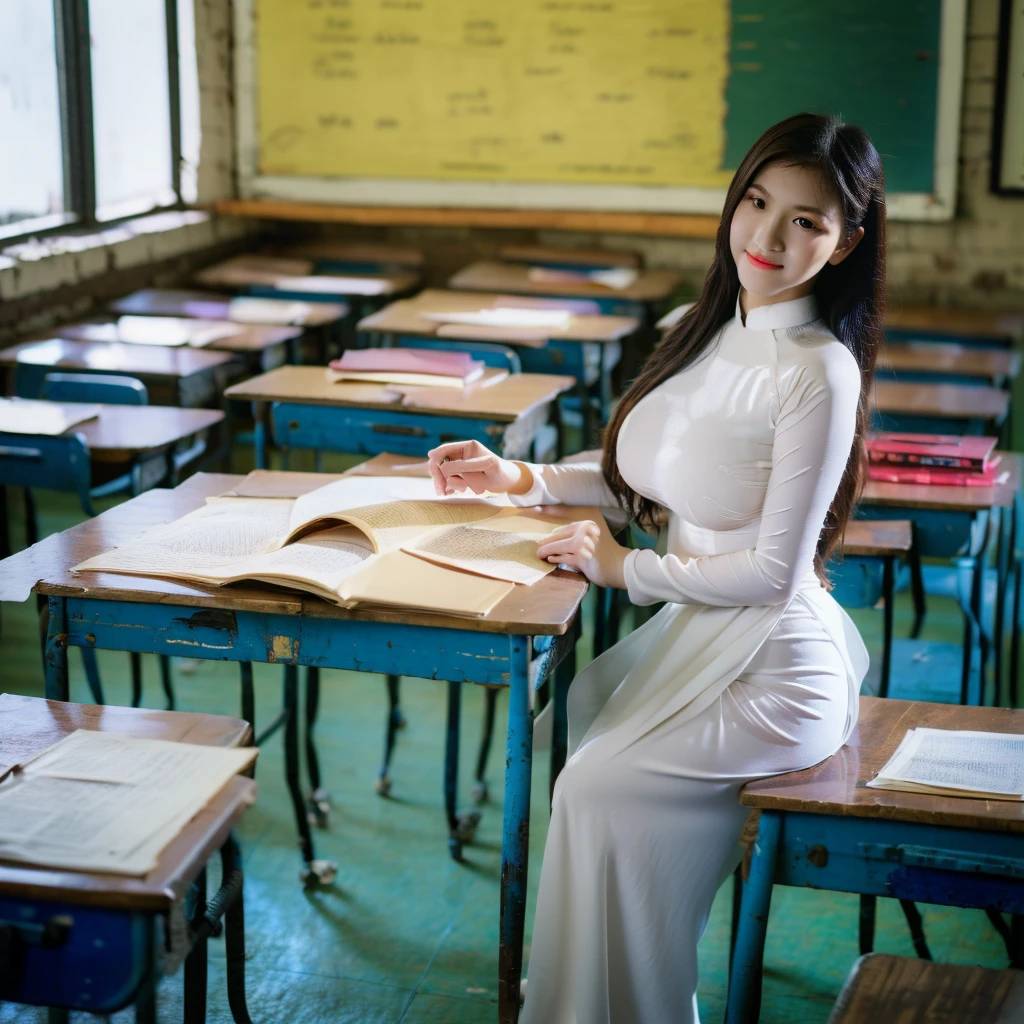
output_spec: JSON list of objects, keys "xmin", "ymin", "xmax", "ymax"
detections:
[{"xmin": 426, "ymin": 440, "xmax": 534, "ymax": 497}]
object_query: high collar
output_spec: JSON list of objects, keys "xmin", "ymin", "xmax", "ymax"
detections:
[{"xmin": 736, "ymin": 293, "xmax": 819, "ymax": 331}]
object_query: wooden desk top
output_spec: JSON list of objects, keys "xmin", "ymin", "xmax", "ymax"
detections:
[
  {"xmin": 0, "ymin": 338, "xmax": 235, "ymax": 379},
  {"xmin": 4, "ymin": 470, "xmax": 588, "ymax": 635},
  {"xmin": 861, "ymin": 451, "xmax": 1021, "ymax": 512},
  {"xmin": 357, "ymin": 289, "xmax": 639, "ymax": 345},
  {"xmin": 449, "ymin": 260, "xmax": 682, "ymax": 303},
  {"xmin": 496, "ymin": 245, "xmax": 642, "ymax": 269},
  {"xmin": 873, "ymin": 379, "xmax": 1010, "ymax": 425},
  {"xmin": 741, "ymin": 696, "xmax": 1024, "ymax": 833},
  {"xmin": 842, "ymin": 520, "xmax": 913, "ymax": 557},
  {"xmin": 880, "ymin": 341, "xmax": 1022, "ymax": 380},
  {"xmin": 828, "ymin": 954, "xmax": 1024, "ymax": 1024},
  {"xmin": 886, "ymin": 306, "xmax": 1024, "ymax": 344},
  {"xmin": 277, "ymin": 240, "xmax": 425, "ymax": 268},
  {"xmin": 109, "ymin": 289, "xmax": 347, "ymax": 327},
  {"xmin": 195, "ymin": 255, "xmax": 419, "ymax": 297},
  {"xmin": 66, "ymin": 404, "xmax": 224, "ymax": 462},
  {"xmin": 224, "ymin": 364, "xmax": 575, "ymax": 421},
  {"xmin": 0, "ymin": 693, "xmax": 254, "ymax": 910},
  {"xmin": 54, "ymin": 316, "xmax": 301, "ymax": 354}
]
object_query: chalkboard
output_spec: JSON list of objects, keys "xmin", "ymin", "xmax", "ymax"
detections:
[{"xmin": 235, "ymin": 0, "xmax": 967, "ymax": 220}]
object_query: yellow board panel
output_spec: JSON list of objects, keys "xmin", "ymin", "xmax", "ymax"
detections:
[{"xmin": 257, "ymin": 0, "xmax": 734, "ymax": 188}]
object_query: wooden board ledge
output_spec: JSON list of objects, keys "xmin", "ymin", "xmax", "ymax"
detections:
[{"xmin": 213, "ymin": 200, "xmax": 722, "ymax": 239}]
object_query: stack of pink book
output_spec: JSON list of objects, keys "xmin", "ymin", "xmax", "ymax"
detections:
[
  {"xmin": 866, "ymin": 432, "xmax": 1001, "ymax": 486},
  {"xmin": 328, "ymin": 348, "xmax": 486, "ymax": 388}
]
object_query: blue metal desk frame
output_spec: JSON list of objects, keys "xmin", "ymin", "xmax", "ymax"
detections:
[
  {"xmin": 726, "ymin": 809, "xmax": 1024, "ymax": 1023},
  {"xmin": 41, "ymin": 589, "xmax": 577, "ymax": 1024}
]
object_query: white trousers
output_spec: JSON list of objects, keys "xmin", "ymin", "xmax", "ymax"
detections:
[{"xmin": 520, "ymin": 593, "xmax": 853, "ymax": 1024}]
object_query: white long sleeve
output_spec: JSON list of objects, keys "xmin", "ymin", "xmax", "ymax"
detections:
[
  {"xmin": 624, "ymin": 341, "xmax": 859, "ymax": 607},
  {"xmin": 509, "ymin": 450, "xmax": 622, "ymax": 510}
]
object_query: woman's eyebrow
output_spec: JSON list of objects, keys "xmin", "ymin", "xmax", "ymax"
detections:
[{"xmin": 793, "ymin": 204, "xmax": 829, "ymax": 217}]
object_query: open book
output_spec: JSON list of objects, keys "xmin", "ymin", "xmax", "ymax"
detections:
[
  {"xmin": 0, "ymin": 398, "xmax": 101, "ymax": 436},
  {"xmin": 72, "ymin": 474, "xmax": 590, "ymax": 617},
  {"xmin": 867, "ymin": 727, "xmax": 1024, "ymax": 800}
]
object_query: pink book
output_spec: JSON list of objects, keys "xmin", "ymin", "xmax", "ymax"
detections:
[
  {"xmin": 868, "ymin": 460, "xmax": 1002, "ymax": 487},
  {"xmin": 330, "ymin": 348, "xmax": 482, "ymax": 379}
]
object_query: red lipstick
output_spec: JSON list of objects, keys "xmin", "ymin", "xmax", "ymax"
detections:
[{"xmin": 745, "ymin": 251, "xmax": 783, "ymax": 270}]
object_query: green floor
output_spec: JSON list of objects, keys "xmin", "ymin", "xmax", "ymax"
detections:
[{"xmin": 0, "ymin": 463, "xmax": 1016, "ymax": 1024}]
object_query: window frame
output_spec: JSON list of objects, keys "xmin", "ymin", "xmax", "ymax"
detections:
[{"xmin": 0, "ymin": 0, "xmax": 186, "ymax": 245}]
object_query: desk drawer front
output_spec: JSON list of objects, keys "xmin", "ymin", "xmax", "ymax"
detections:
[
  {"xmin": 773, "ymin": 813, "xmax": 1024, "ymax": 914},
  {"xmin": 0, "ymin": 897, "xmax": 151, "ymax": 1012},
  {"xmin": 270, "ymin": 403, "xmax": 504, "ymax": 458},
  {"xmin": 63, "ymin": 599, "xmax": 518, "ymax": 685}
]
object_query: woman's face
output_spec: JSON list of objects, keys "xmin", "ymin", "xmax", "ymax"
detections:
[{"xmin": 729, "ymin": 160, "xmax": 863, "ymax": 304}]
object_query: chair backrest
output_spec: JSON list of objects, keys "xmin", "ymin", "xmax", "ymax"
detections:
[
  {"xmin": 394, "ymin": 337, "xmax": 523, "ymax": 375},
  {"xmin": 42, "ymin": 372, "xmax": 149, "ymax": 406},
  {"xmin": 0, "ymin": 432, "xmax": 94, "ymax": 516}
]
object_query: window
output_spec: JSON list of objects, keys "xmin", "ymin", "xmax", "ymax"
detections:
[
  {"xmin": 0, "ymin": 2, "xmax": 67, "ymax": 231},
  {"xmin": 0, "ymin": 0, "xmax": 199, "ymax": 240}
]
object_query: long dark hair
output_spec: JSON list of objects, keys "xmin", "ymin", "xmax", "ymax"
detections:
[{"xmin": 602, "ymin": 112, "xmax": 886, "ymax": 586}]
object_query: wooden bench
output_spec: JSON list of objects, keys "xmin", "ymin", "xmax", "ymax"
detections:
[{"xmin": 827, "ymin": 953, "xmax": 1024, "ymax": 1024}]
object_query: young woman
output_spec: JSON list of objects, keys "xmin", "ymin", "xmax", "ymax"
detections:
[{"xmin": 427, "ymin": 112, "xmax": 885, "ymax": 1023}]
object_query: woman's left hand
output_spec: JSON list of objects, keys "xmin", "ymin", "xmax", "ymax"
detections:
[{"xmin": 536, "ymin": 516, "xmax": 629, "ymax": 589}]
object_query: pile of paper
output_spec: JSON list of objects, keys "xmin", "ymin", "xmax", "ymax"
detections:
[
  {"xmin": 0, "ymin": 730, "xmax": 256, "ymax": 875},
  {"xmin": 867, "ymin": 727, "xmax": 1024, "ymax": 800}
]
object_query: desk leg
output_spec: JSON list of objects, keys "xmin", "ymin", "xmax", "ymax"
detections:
[
  {"xmin": 44, "ymin": 596, "xmax": 69, "ymax": 702},
  {"xmin": 445, "ymin": 679, "xmax": 480, "ymax": 860},
  {"xmin": 184, "ymin": 866, "xmax": 209, "ymax": 1024},
  {"xmin": 498, "ymin": 637, "xmax": 533, "ymax": 1024},
  {"xmin": 549, "ymin": 648, "xmax": 573, "ymax": 807},
  {"xmin": 305, "ymin": 667, "xmax": 330, "ymax": 827},
  {"xmin": 880, "ymin": 556, "xmax": 894, "ymax": 699},
  {"xmin": 253, "ymin": 401, "xmax": 269, "ymax": 471},
  {"xmin": 726, "ymin": 809, "xmax": 781, "ymax": 1024}
]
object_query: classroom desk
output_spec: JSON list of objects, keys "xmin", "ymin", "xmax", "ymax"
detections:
[
  {"xmin": 54, "ymin": 316, "xmax": 303, "ymax": 374},
  {"xmin": 1, "ymin": 469, "xmax": 588, "ymax": 1024},
  {"xmin": 885, "ymin": 306, "xmax": 1024, "ymax": 348},
  {"xmin": 194, "ymin": 254, "xmax": 420, "ymax": 304},
  {"xmin": 873, "ymin": 379, "xmax": 1010, "ymax": 435},
  {"xmin": 0, "ymin": 338, "xmax": 239, "ymax": 409},
  {"xmin": 859, "ymin": 453, "xmax": 1023, "ymax": 707},
  {"xmin": 448, "ymin": 259, "xmax": 682, "ymax": 318},
  {"xmin": 276, "ymin": 240, "xmax": 425, "ymax": 273},
  {"xmin": 0, "ymin": 692, "xmax": 255, "ymax": 1023},
  {"xmin": 223, "ymin": 364, "xmax": 575, "ymax": 469},
  {"xmin": 878, "ymin": 341, "xmax": 1022, "ymax": 387},
  {"xmin": 495, "ymin": 245, "xmax": 643, "ymax": 269},
  {"xmin": 357, "ymin": 287, "xmax": 639, "ymax": 439},
  {"xmin": 727, "ymin": 696, "xmax": 1024, "ymax": 1024},
  {"xmin": 109, "ymin": 287, "xmax": 348, "ymax": 329}
]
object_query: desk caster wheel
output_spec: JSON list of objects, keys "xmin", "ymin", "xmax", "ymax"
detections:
[
  {"xmin": 300, "ymin": 859, "xmax": 337, "ymax": 887},
  {"xmin": 306, "ymin": 787, "xmax": 331, "ymax": 828},
  {"xmin": 454, "ymin": 810, "xmax": 481, "ymax": 845},
  {"xmin": 374, "ymin": 773, "xmax": 392, "ymax": 797},
  {"xmin": 448, "ymin": 835, "xmax": 464, "ymax": 861},
  {"xmin": 472, "ymin": 780, "xmax": 489, "ymax": 804}
]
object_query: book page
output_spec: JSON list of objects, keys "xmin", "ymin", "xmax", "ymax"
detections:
[
  {"xmin": 72, "ymin": 497, "xmax": 295, "ymax": 577},
  {"xmin": 420, "ymin": 307, "xmax": 571, "ymax": 329},
  {"xmin": 274, "ymin": 274, "xmax": 389, "ymax": 296},
  {"xmin": 339, "ymin": 550, "xmax": 513, "ymax": 618},
  {"xmin": 402, "ymin": 514, "xmax": 556, "ymax": 584},
  {"xmin": 0, "ymin": 730, "xmax": 255, "ymax": 875},
  {"xmin": 285, "ymin": 475, "xmax": 501, "ymax": 547},
  {"xmin": 867, "ymin": 728, "xmax": 1024, "ymax": 799}
]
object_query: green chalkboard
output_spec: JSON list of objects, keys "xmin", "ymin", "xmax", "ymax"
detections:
[{"xmin": 724, "ymin": 0, "xmax": 942, "ymax": 194}]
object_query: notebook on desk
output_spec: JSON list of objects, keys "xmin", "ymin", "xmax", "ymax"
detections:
[{"xmin": 0, "ymin": 398, "xmax": 101, "ymax": 436}]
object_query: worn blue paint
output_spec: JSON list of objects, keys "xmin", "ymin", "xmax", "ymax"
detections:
[
  {"xmin": 726, "ymin": 809, "xmax": 1024, "ymax": 1023},
  {"xmin": 56, "ymin": 598, "xmax": 518, "ymax": 688},
  {"xmin": 0, "ymin": 897, "xmax": 153, "ymax": 1012},
  {"xmin": 270, "ymin": 403, "xmax": 505, "ymax": 459}
]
